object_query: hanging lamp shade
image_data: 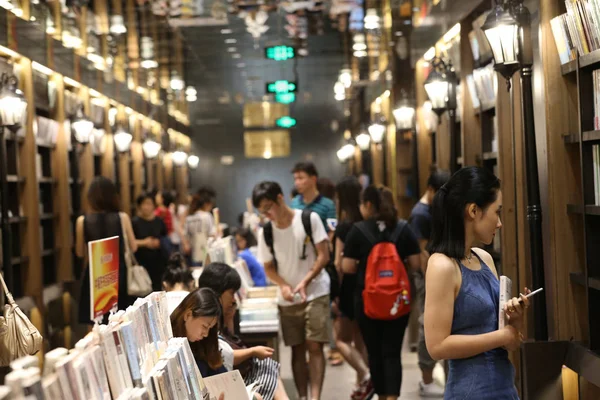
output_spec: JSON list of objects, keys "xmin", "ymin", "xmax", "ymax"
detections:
[
  {"xmin": 356, "ymin": 132, "xmax": 371, "ymax": 150},
  {"xmin": 187, "ymin": 155, "xmax": 200, "ymax": 169},
  {"xmin": 482, "ymin": 3, "xmax": 520, "ymax": 80},
  {"xmin": 424, "ymin": 67, "xmax": 449, "ymax": 116},
  {"xmin": 114, "ymin": 126, "xmax": 132, "ymax": 152},
  {"xmin": 368, "ymin": 119, "xmax": 386, "ymax": 143},
  {"xmin": 172, "ymin": 150, "xmax": 188, "ymax": 166},
  {"xmin": 71, "ymin": 105, "xmax": 94, "ymax": 144},
  {"xmin": 0, "ymin": 74, "xmax": 27, "ymax": 128},
  {"xmin": 142, "ymin": 137, "xmax": 162, "ymax": 159},
  {"xmin": 393, "ymin": 97, "xmax": 416, "ymax": 130}
]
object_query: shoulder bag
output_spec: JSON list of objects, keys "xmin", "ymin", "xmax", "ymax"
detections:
[
  {"xmin": 0, "ymin": 272, "xmax": 43, "ymax": 366},
  {"xmin": 120, "ymin": 212, "xmax": 153, "ymax": 297}
]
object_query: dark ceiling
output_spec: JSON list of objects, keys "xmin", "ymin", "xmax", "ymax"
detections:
[{"xmin": 180, "ymin": 13, "xmax": 346, "ymax": 130}]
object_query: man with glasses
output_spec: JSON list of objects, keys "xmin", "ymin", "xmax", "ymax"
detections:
[{"xmin": 253, "ymin": 181, "xmax": 331, "ymax": 400}]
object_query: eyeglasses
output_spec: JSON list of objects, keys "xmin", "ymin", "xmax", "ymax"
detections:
[{"xmin": 258, "ymin": 201, "xmax": 275, "ymax": 216}]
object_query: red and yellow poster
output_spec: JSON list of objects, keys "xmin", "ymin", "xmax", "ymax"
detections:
[{"xmin": 88, "ymin": 236, "xmax": 120, "ymax": 321}]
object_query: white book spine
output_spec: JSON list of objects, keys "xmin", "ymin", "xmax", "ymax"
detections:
[
  {"xmin": 101, "ymin": 331, "xmax": 125, "ymax": 397},
  {"xmin": 121, "ymin": 322, "xmax": 143, "ymax": 387},
  {"xmin": 113, "ymin": 328, "xmax": 135, "ymax": 390},
  {"xmin": 498, "ymin": 275, "xmax": 513, "ymax": 329}
]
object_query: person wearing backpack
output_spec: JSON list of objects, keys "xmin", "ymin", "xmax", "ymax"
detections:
[
  {"xmin": 253, "ymin": 181, "xmax": 331, "ymax": 400},
  {"xmin": 342, "ymin": 185, "xmax": 421, "ymax": 400}
]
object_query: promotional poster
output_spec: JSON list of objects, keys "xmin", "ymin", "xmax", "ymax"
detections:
[{"xmin": 88, "ymin": 236, "xmax": 120, "ymax": 321}]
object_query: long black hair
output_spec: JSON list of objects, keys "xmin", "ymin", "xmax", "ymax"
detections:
[
  {"xmin": 87, "ymin": 177, "xmax": 120, "ymax": 212},
  {"xmin": 235, "ymin": 228, "xmax": 257, "ymax": 249},
  {"xmin": 162, "ymin": 252, "xmax": 194, "ymax": 290},
  {"xmin": 361, "ymin": 185, "xmax": 397, "ymax": 230},
  {"xmin": 170, "ymin": 288, "xmax": 223, "ymax": 369},
  {"xmin": 427, "ymin": 166, "xmax": 501, "ymax": 259},
  {"xmin": 336, "ymin": 176, "xmax": 362, "ymax": 223}
]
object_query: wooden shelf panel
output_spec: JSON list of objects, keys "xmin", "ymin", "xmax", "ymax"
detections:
[
  {"xmin": 561, "ymin": 59, "xmax": 577, "ymax": 76},
  {"xmin": 583, "ymin": 130, "xmax": 600, "ymax": 142},
  {"xmin": 38, "ymin": 177, "xmax": 56, "ymax": 184},
  {"xmin": 567, "ymin": 204, "xmax": 600, "ymax": 215},
  {"xmin": 580, "ymin": 49, "xmax": 600, "ymax": 69},
  {"xmin": 563, "ymin": 133, "xmax": 579, "ymax": 144},
  {"xmin": 40, "ymin": 213, "xmax": 57, "ymax": 220}
]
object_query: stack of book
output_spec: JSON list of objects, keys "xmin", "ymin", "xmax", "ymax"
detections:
[
  {"xmin": 550, "ymin": 1, "xmax": 600, "ymax": 62},
  {"xmin": 0, "ymin": 292, "xmax": 217, "ymax": 400},
  {"xmin": 472, "ymin": 63, "xmax": 496, "ymax": 111},
  {"xmin": 239, "ymin": 289, "xmax": 279, "ymax": 334}
]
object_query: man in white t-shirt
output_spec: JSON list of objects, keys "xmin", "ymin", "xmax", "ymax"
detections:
[{"xmin": 252, "ymin": 181, "xmax": 330, "ymax": 400}]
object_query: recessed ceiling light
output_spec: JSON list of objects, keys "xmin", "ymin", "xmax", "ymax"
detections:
[
  {"xmin": 221, "ymin": 29, "xmax": 232, "ymax": 34},
  {"xmin": 232, "ymin": 53, "xmax": 241, "ymax": 59},
  {"xmin": 237, "ymin": 63, "xmax": 246, "ymax": 68},
  {"xmin": 225, "ymin": 38, "xmax": 237, "ymax": 44},
  {"xmin": 227, "ymin": 47, "xmax": 237, "ymax": 52}
]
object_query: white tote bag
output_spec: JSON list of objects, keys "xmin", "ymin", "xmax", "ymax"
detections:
[{"xmin": 119, "ymin": 213, "xmax": 153, "ymax": 297}]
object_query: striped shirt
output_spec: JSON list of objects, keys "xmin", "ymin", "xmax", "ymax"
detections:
[{"xmin": 291, "ymin": 194, "xmax": 336, "ymax": 232}]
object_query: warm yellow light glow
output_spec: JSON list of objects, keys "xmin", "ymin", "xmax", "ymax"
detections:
[
  {"xmin": 89, "ymin": 89, "xmax": 102, "ymax": 98},
  {"xmin": 64, "ymin": 77, "xmax": 81, "ymax": 88},
  {"xmin": 0, "ymin": 45, "xmax": 20, "ymax": 59},
  {"xmin": 443, "ymin": 23, "xmax": 461, "ymax": 43},
  {"xmin": 32, "ymin": 62, "xmax": 53, "ymax": 76},
  {"xmin": 424, "ymin": 47, "xmax": 436, "ymax": 61}
]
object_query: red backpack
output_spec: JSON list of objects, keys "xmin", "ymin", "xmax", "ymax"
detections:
[{"xmin": 357, "ymin": 221, "xmax": 411, "ymax": 320}]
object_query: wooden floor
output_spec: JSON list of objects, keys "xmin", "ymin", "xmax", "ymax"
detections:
[{"xmin": 278, "ymin": 335, "xmax": 446, "ymax": 400}]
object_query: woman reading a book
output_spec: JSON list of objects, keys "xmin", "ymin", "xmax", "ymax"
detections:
[
  {"xmin": 170, "ymin": 287, "xmax": 226, "ymax": 378},
  {"xmin": 424, "ymin": 167, "xmax": 531, "ymax": 399}
]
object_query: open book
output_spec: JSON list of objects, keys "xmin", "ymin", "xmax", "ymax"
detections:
[
  {"xmin": 498, "ymin": 275, "xmax": 512, "ymax": 329},
  {"xmin": 203, "ymin": 370, "xmax": 260, "ymax": 400}
]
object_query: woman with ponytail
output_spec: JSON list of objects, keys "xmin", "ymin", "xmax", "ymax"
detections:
[
  {"xmin": 425, "ymin": 167, "xmax": 531, "ymax": 399},
  {"xmin": 342, "ymin": 185, "xmax": 421, "ymax": 400}
]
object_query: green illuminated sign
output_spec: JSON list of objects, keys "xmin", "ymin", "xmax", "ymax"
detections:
[
  {"xmin": 275, "ymin": 93, "xmax": 296, "ymax": 104},
  {"xmin": 265, "ymin": 45, "xmax": 295, "ymax": 61},
  {"xmin": 266, "ymin": 80, "xmax": 297, "ymax": 94},
  {"xmin": 276, "ymin": 116, "xmax": 297, "ymax": 128}
]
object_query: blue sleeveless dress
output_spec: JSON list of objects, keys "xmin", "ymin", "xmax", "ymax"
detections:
[{"xmin": 444, "ymin": 252, "xmax": 519, "ymax": 400}]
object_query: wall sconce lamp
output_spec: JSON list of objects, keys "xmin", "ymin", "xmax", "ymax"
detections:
[
  {"xmin": 113, "ymin": 125, "xmax": 132, "ymax": 152},
  {"xmin": 142, "ymin": 135, "xmax": 162, "ymax": 159},
  {"xmin": 71, "ymin": 104, "xmax": 94, "ymax": 144},
  {"xmin": 172, "ymin": 149, "xmax": 188, "ymax": 166},
  {"xmin": 187, "ymin": 154, "xmax": 200, "ymax": 169}
]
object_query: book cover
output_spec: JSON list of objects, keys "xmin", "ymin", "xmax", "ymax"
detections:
[
  {"xmin": 88, "ymin": 235, "xmax": 120, "ymax": 321},
  {"xmin": 203, "ymin": 370, "xmax": 250, "ymax": 400},
  {"xmin": 120, "ymin": 321, "xmax": 143, "ymax": 387},
  {"xmin": 100, "ymin": 327, "xmax": 126, "ymax": 397},
  {"xmin": 498, "ymin": 275, "xmax": 513, "ymax": 329},
  {"xmin": 112, "ymin": 327, "xmax": 135, "ymax": 390},
  {"xmin": 87, "ymin": 346, "xmax": 111, "ymax": 400}
]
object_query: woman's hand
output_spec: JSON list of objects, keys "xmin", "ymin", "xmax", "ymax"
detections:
[
  {"xmin": 502, "ymin": 324, "xmax": 523, "ymax": 351},
  {"xmin": 252, "ymin": 346, "xmax": 275, "ymax": 360},
  {"xmin": 504, "ymin": 287, "xmax": 531, "ymax": 330}
]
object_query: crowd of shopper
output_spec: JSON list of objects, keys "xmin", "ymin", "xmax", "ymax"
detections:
[{"xmin": 75, "ymin": 161, "xmax": 533, "ymax": 400}]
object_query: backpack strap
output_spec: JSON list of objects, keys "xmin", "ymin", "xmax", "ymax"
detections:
[
  {"xmin": 300, "ymin": 208, "xmax": 315, "ymax": 260},
  {"xmin": 356, "ymin": 221, "xmax": 379, "ymax": 247},
  {"xmin": 390, "ymin": 220, "xmax": 408, "ymax": 243},
  {"xmin": 263, "ymin": 222, "xmax": 276, "ymax": 265}
]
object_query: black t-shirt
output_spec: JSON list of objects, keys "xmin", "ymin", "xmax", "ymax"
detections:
[
  {"xmin": 408, "ymin": 201, "xmax": 432, "ymax": 241},
  {"xmin": 132, "ymin": 216, "xmax": 167, "ymax": 288},
  {"xmin": 344, "ymin": 219, "xmax": 421, "ymax": 295},
  {"xmin": 335, "ymin": 220, "xmax": 354, "ymax": 245}
]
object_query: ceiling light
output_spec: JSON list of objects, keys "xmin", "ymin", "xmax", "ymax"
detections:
[
  {"xmin": 185, "ymin": 86, "xmax": 197, "ymax": 97},
  {"xmin": 221, "ymin": 28, "xmax": 232, "ymax": 34},
  {"xmin": 187, "ymin": 155, "xmax": 199, "ymax": 169},
  {"xmin": 356, "ymin": 133, "xmax": 371, "ymax": 150},
  {"xmin": 170, "ymin": 71, "xmax": 184, "ymax": 91},
  {"xmin": 172, "ymin": 150, "xmax": 188, "ymax": 166},
  {"xmin": 109, "ymin": 15, "xmax": 127, "ymax": 35},
  {"xmin": 227, "ymin": 47, "xmax": 237, "ymax": 53},
  {"xmin": 71, "ymin": 104, "xmax": 94, "ymax": 144},
  {"xmin": 113, "ymin": 126, "xmax": 132, "ymax": 152},
  {"xmin": 334, "ymin": 92, "xmax": 345, "ymax": 101},
  {"xmin": 364, "ymin": 9, "xmax": 381, "ymax": 30},
  {"xmin": 225, "ymin": 38, "xmax": 237, "ymax": 44},
  {"xmin": 368, "ymin": 120, "xmax": 386, "ymax": 143},
  {"xmin": 334, "ymin": 81, "xmax": 346, "ymax": 95},
  {"xmin": 338, "ymin": 68, "xmax": 352, "ymax": 88},
  {"xmin": 142, "ymin": 138, "xmax": 161, "ymax": 159},
  {"xmin": 237, "ymin": 63, "xmax": 246, "ymax": 68},
  {"xmin": 354, "ymin": 50, "xmax": 367, "ymax": 58},
  {"xmin": 232, "ymin": 53, "xmax": 241, "ymax": 59}
]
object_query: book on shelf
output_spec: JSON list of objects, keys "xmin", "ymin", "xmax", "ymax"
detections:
[
  {"xmin": 553, "ymin": 1, "xmax": 600, "ymax": 59},
  {"xmin": 550, "ymin": 13, "xmax": 578, "ymax": 64},
  {"xmin": 472, "ymin": 63, "xmax": 497, "ymax": 110},
  {"xmin": 471, "ymin": 11, "xmax": 493, "ymax": 63}
]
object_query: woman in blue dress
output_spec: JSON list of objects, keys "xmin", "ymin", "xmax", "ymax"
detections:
[{"xmin": 424, "ymin": 167, "xmax": 531, "ymax": 399}]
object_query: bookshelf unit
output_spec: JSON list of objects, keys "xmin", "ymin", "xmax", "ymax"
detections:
[{"xmin": 560, "ymin": 53, "xmax": 600, "ymax": 352}]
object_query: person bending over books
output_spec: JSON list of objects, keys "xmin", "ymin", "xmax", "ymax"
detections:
[
  {"xmin": 198, "ymin": 263, "xmax": 289, "ymax": 400},
  {"xmin": 162, "ymin": 253, "xmax": 197, "ymax": 315},
  {"xmin": 424, "ymin": 167, "xmax": 531, "ymax": 400}
]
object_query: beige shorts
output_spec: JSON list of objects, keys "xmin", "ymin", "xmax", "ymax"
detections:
[{"xmin": 279, "ymin": 294, "xmax": 330, "ymax": 347}]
